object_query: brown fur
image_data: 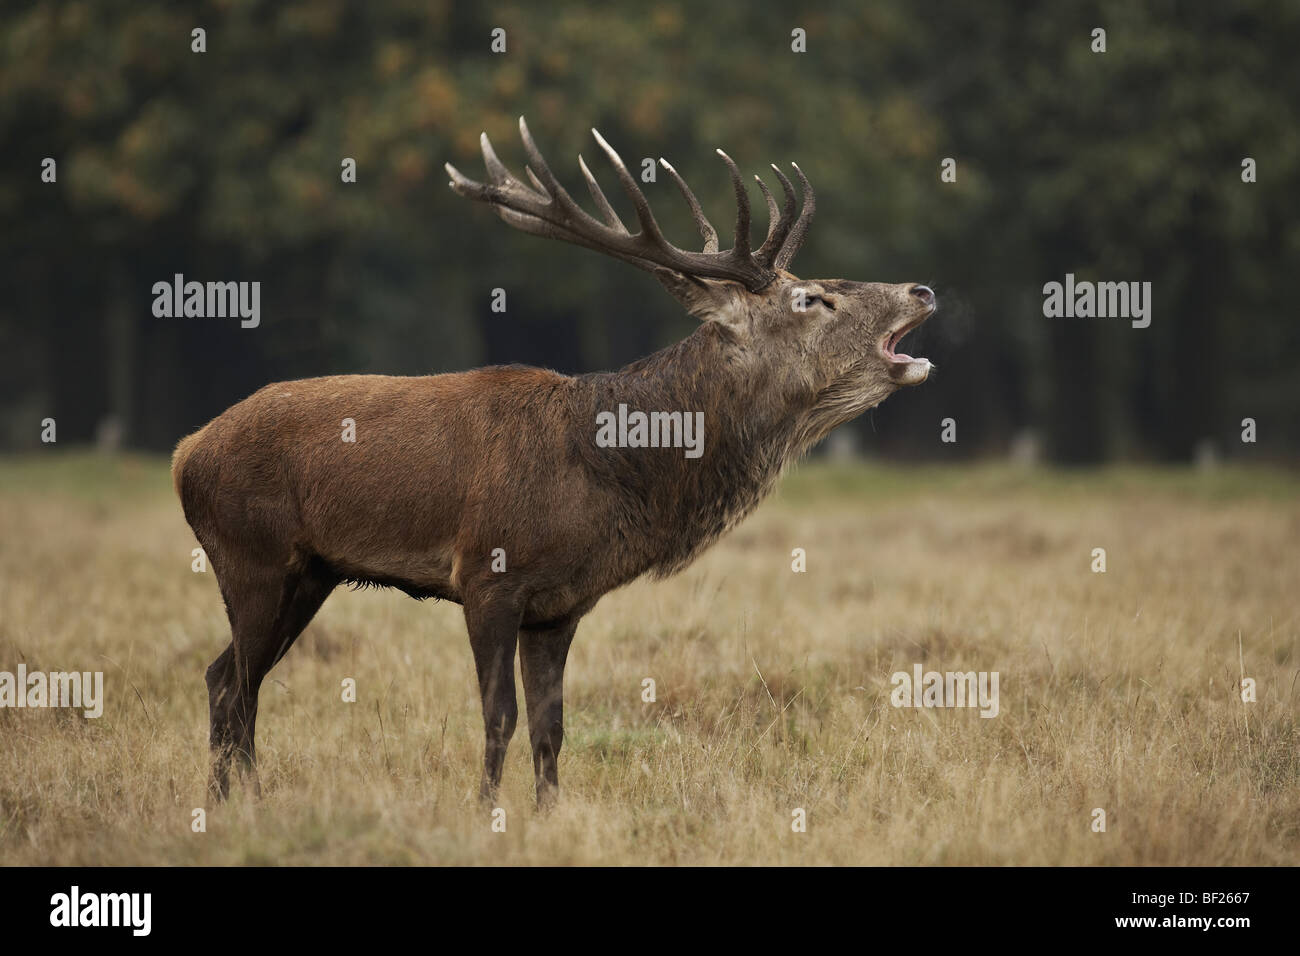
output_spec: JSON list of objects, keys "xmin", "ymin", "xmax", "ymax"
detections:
[{"xmin": 177, "ymin": 133, "xmax": 937, "ymax": 807}]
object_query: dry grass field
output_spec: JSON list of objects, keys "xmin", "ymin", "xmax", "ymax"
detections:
[{"xmin": 0, "ymin": 452, "xmax": 1296, "ymax": 865}]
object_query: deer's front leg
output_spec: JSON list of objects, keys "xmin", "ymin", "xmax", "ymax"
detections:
[
  {"xmin": 519, "ymin": 617, "xmax": 579, "ymax": 809},
  {"xmin": 464, "ymin": 597, "xmax": 522, "ymax": 803}
]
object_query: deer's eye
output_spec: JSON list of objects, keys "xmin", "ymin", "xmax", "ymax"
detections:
[{"xmin": 792, "ymin": 290, "xmax": 834, "ymax": 312}]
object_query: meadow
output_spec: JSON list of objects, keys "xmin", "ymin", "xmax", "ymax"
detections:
[{"xmin": 0, "ymin": 453, "xmax": 1296, "ymax": 865}]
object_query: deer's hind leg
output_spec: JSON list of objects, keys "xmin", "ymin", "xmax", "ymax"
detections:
[{"xmin": 207, "ymin": 548, "xmax": 337, "ymax": 800}]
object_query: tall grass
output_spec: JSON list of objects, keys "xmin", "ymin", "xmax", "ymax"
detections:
[{"xmin": 0, "ymin": 453, "xmax": 1296, "ymax": 864}]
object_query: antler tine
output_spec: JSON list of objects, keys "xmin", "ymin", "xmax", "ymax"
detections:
[
  {"xmin": 714, "ymin": 149, "xmax": 751, "ymax": 259},
  {"xmin": 660, "ymin": 158, "xmax": 719, "ymax": 254},
  {"xmin": 478, "ymin": 132, "xmax": 517, "ymax": 189},
  {"xmin": 518, "ymin": 117, "xmax": 592, "ymax": 221},
  {"xmin": 753, "ymin": 175, "xmax": 780, "ymax": 255},
  {"xmin": 755, "ymin": 165, "xmax": 797, "ymax": 267},
  {"xmin": 773, "ymin": 162, "xmax": 815, "ymax": 271},
  {"xmin": 524, "ymin": 166, "xmax": 547, "ymax": 195},
  {"xmin": 444, "ymin": 159, "xmax": 479, "ymax": 195},
  {"xmin": 591, "ymin": 128, "xmax": 668, "ymax": 244},
  {"xmin": 578, "ymin": 155, "xmax": 628, "ymax": 233}
]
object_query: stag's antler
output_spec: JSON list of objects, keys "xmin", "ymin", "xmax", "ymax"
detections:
[{"xmin": 444, "ymin": 117, "xmax": 815, "ymax": 291}]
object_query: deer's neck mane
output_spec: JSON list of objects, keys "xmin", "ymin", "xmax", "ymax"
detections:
[{"xmin": 574, "ymin": 324, "xmax": 810, "ymax": 579}]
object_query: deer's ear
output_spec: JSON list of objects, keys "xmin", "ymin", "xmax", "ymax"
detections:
[{"xmin": 653, "ymin": 270, "xmax": 742, "ymax": 325}]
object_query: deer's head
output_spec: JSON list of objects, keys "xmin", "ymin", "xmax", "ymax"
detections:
[{"xmin": 446, "ymin": 118, "xmax": 935, "ymax": 429}]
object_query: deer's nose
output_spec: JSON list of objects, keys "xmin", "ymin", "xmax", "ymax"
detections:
[{"xmin": 909, "ymin": 284, "xmax": 935, "ymax": 308}]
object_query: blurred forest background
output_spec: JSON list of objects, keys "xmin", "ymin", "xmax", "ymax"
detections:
[{"xmin": 1, "ymin": 0, "xmax": 1297, "ymax": 463}]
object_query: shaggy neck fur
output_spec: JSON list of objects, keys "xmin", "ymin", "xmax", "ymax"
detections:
[{"xmin": 574, "ymin": 323, "xmax": 823, "ymax": 579}]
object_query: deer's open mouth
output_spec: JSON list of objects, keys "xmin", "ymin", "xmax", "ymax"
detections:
[
  {"xmin": 880, "ymin": 306, "xmax": 934, "ymax": 386},
  {"xmin": 882, "ymin": 316, "xmax": 928, "ymax": 364}
]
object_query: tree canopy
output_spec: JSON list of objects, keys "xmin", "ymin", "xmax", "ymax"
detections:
[{"xmin": 3, "ymin": 1, "xmax": 1296, "ymax": 461}]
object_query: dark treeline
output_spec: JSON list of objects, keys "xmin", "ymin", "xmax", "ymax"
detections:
[{"xmin": 2, "ymin": 1, "xmax": 1297, "ymax": 462}]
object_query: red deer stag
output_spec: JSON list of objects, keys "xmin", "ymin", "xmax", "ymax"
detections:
[{"xmin": 173, "ymin": 117, "xmax": 936, "ymax": 806}]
